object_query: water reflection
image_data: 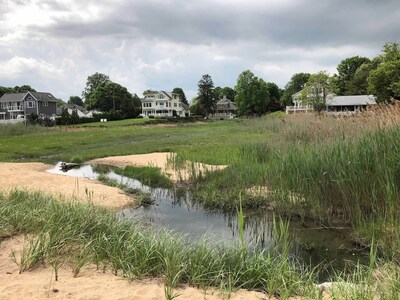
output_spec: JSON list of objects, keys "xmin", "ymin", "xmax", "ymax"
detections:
[{"xmin": 47, "ymin": 162, "xmax": 367, "ymax": 272}]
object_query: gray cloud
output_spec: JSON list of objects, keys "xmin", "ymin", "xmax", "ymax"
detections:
[{"xmin": 0, "ymin": 0, "xmax": 399, "ymax": 100}]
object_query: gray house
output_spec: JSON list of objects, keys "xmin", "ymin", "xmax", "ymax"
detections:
[
  {"xmin": 325, "ymin": 95, "xmax": 377, "ymax": 113},
  {"xmin": 211, "ymin": 95, "xmax": 237, "ymax": 119},
  {"xmin": 0, "ymin": 92, "xmax": 58, "ymax": 121}
]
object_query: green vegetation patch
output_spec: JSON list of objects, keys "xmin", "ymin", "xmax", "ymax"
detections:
[
  {"xmin": 0, "ymin": 189, "xmax": 318, "ymax": 298},
  {"xmin": 115, "ymin": 166, "xmax": 173, "ymax": 189}
]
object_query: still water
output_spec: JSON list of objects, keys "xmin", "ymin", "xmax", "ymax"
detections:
[{"xmin": 48, "ymin": 162, "xmax": 368, "ymax": 273}]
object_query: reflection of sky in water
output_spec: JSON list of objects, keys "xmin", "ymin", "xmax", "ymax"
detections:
[{"xmin": 47, "ymin": 163, "xmax": 368, "ymax": 273}]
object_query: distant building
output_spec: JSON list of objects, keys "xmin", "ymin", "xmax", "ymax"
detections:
[
  {"xmin": 211, "ymin": 95, "xmax": 237, "ymax": 119},
  {"xmin": 141, "ymin": 91, "xmax": 190, "ymax": 117},
  {"xmin": 0, "ymin": 91, "xmax": 57, "ymax": 122},
  {"xmin": 325, "ymin": 95, "xmax": 377, "ymax": 114},
  {"xmin": 57, "ymin": 103, "xmax": 94, "ymax": 118},
  {"xmin": 286, "ymin": 93, "xmax": 377, "ymax": 115}
]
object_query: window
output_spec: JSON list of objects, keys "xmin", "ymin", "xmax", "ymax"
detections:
[
  {"xmin": 174, "ymin": 103, "xmax": 177, "ymax": 107},
  {"xmin": 26, "ymin": 101, "xmax": 35, "ymax": 108},
  {"xmin": 0, "ymin": 103, "xmax": 5, "ymax": 109},
  {"xmin": 42, "ymin": 101, "xmax": 48, "ymax": 107}
]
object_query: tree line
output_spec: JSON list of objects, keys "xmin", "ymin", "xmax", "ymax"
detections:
[{"xmin": 2, "ymin": 42, "xmax": 398, "ymax": 119}]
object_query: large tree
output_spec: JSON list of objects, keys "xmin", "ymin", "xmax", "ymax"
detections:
[
  {"xmin": 335, "ymin": 56, "xmax": 371, "ymax": 95},
  {"xmin": 281, "ymin": 73, "xmax": 310, "ymax": 106},
  {"xmin": 215, "ymin": 86, "xmax": 236, "ymax": 101},
  {"xmin": 197, "ymin": 74, "xmax": 216, "ymax": 117},
  {"xmin": 368, "ymin": 42, "xmax": 400, "ymax": 102},
  {"xmin": 82, "ymin": 72, "xmax": 110, "ymax": 108},
  {"xmin": 234, "ymin": 70, "xmax": 270, "ymax": 116},
  {"xmin": 68, "ymin": 96, "xmax": 84, "ymax": 106},
  {"xmin": 302, "ymin": 71, "xmax": 332, "ymax": 112},
  {"xmin": 172, "ymin": 87, "xmax": 188, "ymax": 104},
  {"xmin": 88, "ymin": 82, "xmax": 139, "ymax": 118}
]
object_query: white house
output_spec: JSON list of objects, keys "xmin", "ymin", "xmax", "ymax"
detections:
[
  {"xmin": 286, "ymin": 93, "xmax": 376, "ymax": 115},
  {"xmin": 141, "ymin": 91, "xmax": 190, "ymax": 117}
]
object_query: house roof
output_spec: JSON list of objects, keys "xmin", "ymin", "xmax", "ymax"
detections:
[
  {"xmin": 327, "ymin": 95, "xmax": 377, "ymax": 106},
  {"xmin": 217, "ymin": 96, "xmax": 237, "ymax": 109},
  {"xmin": 0, "ymin": 92, "xmax": 57, "ymax": 102}
]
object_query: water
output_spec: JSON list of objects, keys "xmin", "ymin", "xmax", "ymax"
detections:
[{"xmin": 47, "ymin": 162, "xmax": 368, "ymax": 274}]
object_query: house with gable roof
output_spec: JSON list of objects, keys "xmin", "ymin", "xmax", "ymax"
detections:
[
  {"xmin": 286, "ymin": 92, "xmax": 377, "ymax": 115},
  {"xmin": 0, "ymin": 91, "xmax": 58, "ymax": 122},
  {"xmin": 211, "ymin": 95, "xmax": 237, "ymax": 119},
  {"xmin": 141, "ymin": 91, "xmax": 190, "ymax": 117}
]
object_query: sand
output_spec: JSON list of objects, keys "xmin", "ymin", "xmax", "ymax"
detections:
[
  {"xmin": 0, "ymin": 162, "xmax": 133, "ymax": 210},
  {"xmin": 0, "ymin": 154, "xmax": 324, "ymax": 299},
  {"xmin": 0, "ymin": 236, "xmax": 272, "ymax": 300},
  {"xmin": 0, "ymin": 154, "xmax": 274, "ymax": 300},
  {"xmin": 88, "ymin": 152, "xmax": 226, "ymax": 182}
]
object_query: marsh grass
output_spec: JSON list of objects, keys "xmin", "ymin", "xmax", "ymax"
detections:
[
  {"xmin": 114, "ymin": 166, "xmax": 173, "ymax": 189},
  {"xmin": 0, "ymin": 189, "xmax": 319, "ymax": 298},
  {"xmin": 96, "ymin": 175, "xmax": 154, "ymax": 207}
]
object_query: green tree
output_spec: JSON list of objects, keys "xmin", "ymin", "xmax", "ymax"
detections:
[
  {"xmin": 234, "ymin": 70, "xmax": 270, "ymax": 116},
  {"xmin": 68, "ymin": 96, "xmax": 84, "ymax": 106},
  {"xmin": 70, "ymin": 109, "xmax": 80, "ymax": 124},
  {"xmin": 131, "ymin": 94, "xmax": 142, "ymax": 118},
  {"xmin": 266, "ymin": 82, "xmax": 280, "ymax": 102},
  {"xmin": 143, "ymin": 89, "xmax": 158, "ymax": 97},
  {"xmin": 302, "ymin": 71, "xmax": 332, "ymax": 112},
  {"xmin": 82, "ymin": 72, "xmax": 110, "ymax": 108},
  {"xmin": 172, "ymin": 87, "xmax": 188, "ymax": 104},
  {"xmin": 60, "ymin": 107, "xmax": 70, "ymax": 125},
  {"xmin": 88, "ymin": 82, "xmax": 136, "ymax": 118},
  {"xmin": 215, "ymin": 86, "xmax": 236, "ymax": 100},
  {"xmin": 335, "ymin": 56, "xmax": 371, "ymax": 95},
  {"xmin": 368, "ymin": 42, "xmax": 400, "ymax": 102},
  {"xmin": 14, "ymin": 85, "xmax": 36, "ymax": 93},
  {"xmin": 189, "ymin": 97, "xmax": 205, "ymax": 116},
  {"xmin": 281, "ymin": 73, "xmax": 310, "ymax": 106},
  {"xmin": 346, "ymin": 61, "xmax": 374, "ymax": 95},
  {"xmin": 197, "ymin": 74, "xmax": 216, "ymax": 118},
  {"xmin": 0, "ymin": 86, "xmax": 13, "ymax": 98}
]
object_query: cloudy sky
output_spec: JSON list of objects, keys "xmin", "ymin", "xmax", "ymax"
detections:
[{"xmin": 0, "ymin": 0, "xmax": 399, "ymax": 101}]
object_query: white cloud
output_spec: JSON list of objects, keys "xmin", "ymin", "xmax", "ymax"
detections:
[{"xmin": 0, "ymin": 56, "xmax": 62, "ymax": 79}]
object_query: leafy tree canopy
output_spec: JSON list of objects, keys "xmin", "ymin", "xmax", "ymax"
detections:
[
  {"xmin": 197, "ymin": 74, "xmax": 216, "ymax": 117},
  {"xmin": 281, "ymin": 73, "xmax": 310, "ymax": 106},
  {"xmin": 302, "ymin": 71, "xmax": 332, "ymax": 112},
  {"xmin": 368, "ymin": 42, "xmax": 400, "ymax": 102},
  {"xmin": 215, "ymin": 86, "xmax": 236, "ymax": 101},
  {"xmin": 82, "ymin": 72, "xmax": 110, "ymax": 107},
  {"xmin": 143, "ymin": 89, "xmax": 158, "ymax": 96},
  {"xmin": 0, "ymin": 85, "xmax": 36, "ymax": 98},
  {"xmin": 266, "ymin": 82, "xmax": 280, "ymax": 102},
  {"xmin": 234, "ymin": 70, "xmax": 270, "ymax": 116},
  {"xmin": 172, "ymin": 87, "xmax": 188, "ymax": 104},
  {"xmin": 335, "ymin": 56, "xmax": 371, "ymax": 95},
  {"xmin": 68, "ymin": 96, "xmax": 84, "ymax": 106},
  {"xmin": 88, "ymin": 82, "xmax": 139, "ymax": 119}
]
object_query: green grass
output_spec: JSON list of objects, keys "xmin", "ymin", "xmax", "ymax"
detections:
[
  {"xmin": 114, "ymin": 166, "xmax": 173, "ymax": 188},
  {"xmin": 96, "ymin": 174, "xmax": 154, "ymax": 207},
  {"xmin": 1, "ymin": 111, "xmax": 400, "ymax": 269},
  {"xmin": 76, "ymin": 117, "xmax": 151, "ymax": 128},
  {"xmin": 0, "ymin": 189, "xmax": 319, "ymax": 298}
]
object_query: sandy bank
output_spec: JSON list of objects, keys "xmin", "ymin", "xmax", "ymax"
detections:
[
  {"xmin": 88, "ymin": 152, "xmax": 226, "ymax": 182},
  {"xmin": 0, "ymin": 162, "xmax": 133, "ymax": 210},
  {"xmin": 0, "ymin": 236, "xmax": 272, "ymax": 300}
]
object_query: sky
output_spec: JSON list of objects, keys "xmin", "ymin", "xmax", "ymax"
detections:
[{"xmin": 0, "ymin": 0, "xmax": 399, "ymax": 102}]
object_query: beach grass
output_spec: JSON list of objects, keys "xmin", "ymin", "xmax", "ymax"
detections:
[{"xmin": 0, "ymin": 189, "xmax": 319, "ymax": 299}]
